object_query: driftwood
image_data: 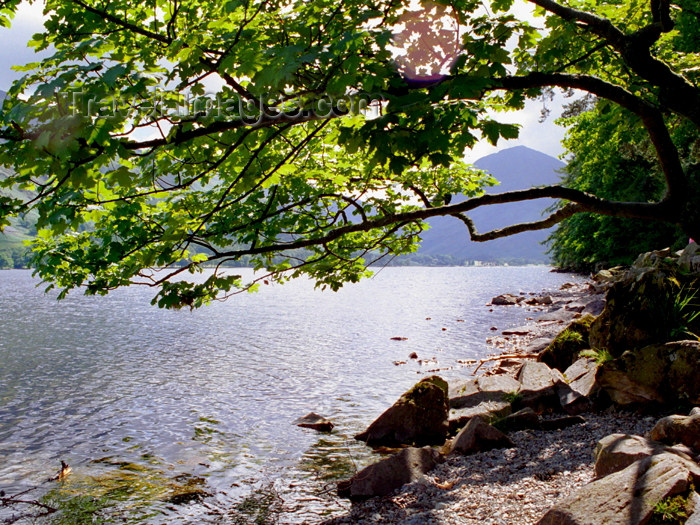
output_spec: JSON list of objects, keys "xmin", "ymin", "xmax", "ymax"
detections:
[{"xmin": 472, "ymin": 354, "xmax": 538, "ymax": 375}]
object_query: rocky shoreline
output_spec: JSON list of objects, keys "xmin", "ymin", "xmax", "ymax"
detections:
[{"xmin": 315, "ymin": 243, "xmax": 700, "ymax": 525}]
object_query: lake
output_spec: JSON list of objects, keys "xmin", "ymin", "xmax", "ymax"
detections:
[{"xmin": 0, "ymin": 267, "xmax": 583, "ymax": 523}]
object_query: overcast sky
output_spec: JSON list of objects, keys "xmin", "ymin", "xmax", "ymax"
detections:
[{"xmin": 0, "ymin": 1, "xmax": 567, "ymax": 160}]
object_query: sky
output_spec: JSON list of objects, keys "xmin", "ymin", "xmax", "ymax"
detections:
[{"xmin": 0, "ymin": 1, "xmax": 568, "ymax": 161}]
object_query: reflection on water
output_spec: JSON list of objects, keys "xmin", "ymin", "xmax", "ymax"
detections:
[{"xmin": 0, "ymin": 267, "xmax": 582, "ymax": 522}]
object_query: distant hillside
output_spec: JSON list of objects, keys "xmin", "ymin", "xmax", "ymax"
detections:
[{"xmin": 412, "ymin": 146, "xmax": 566, "ymax": 264}]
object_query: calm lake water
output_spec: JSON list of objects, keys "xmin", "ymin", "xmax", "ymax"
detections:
[{"xmin": 0, "ymin": 267, "xmax": 582, "ymax": 523}]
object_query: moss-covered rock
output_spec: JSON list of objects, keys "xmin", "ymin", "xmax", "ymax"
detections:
[
  {"xmin": 355, "ymin": 376, "xmax": 449, "ymax": 447},
  {"xmin": 590, "ymin": 262, "xmax": 700, "ymax": 356},
  {"xmin": 597, "ymin": 341, "xmax": 700, "ymax": 407},
  {"xmin": 538, "ymin": 315, "xmax": 596, "ymax": 372},
  {"xmin": 589, "ymin": 270, "xmax": 682, "ymax": 356}
]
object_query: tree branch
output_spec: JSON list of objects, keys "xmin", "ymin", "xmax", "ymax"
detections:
[
  {"xmin": 212, "ymin": 186, "xmax": 674, "ymax": 259},
  {"xmin": 479, "ymin": 73, "xmax": 689, "ymax": 198},
  {"xmin": 121, "ymin": 107, "xmax": 347, "ymax": 150},
  {"xmin": 451, "ymin": 203, "xmax": 584, "ymax": 241},
  {"xmin": 526, "ymin": 0, "xmax": 625, "ymax": 44},
  {"xmin": 70, "ymin": 0, "xmax": 171, "ymax": 44},
  {"xmin": 526, "ymin": 0, "xmax": 700, "ymax": 127}
]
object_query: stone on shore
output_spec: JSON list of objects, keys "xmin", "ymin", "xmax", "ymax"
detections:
[
  {"xmin": 597, "ymin": 341, "xmax": 700, "ymax": 406},
  {"xmin": 449, "ymin": 375, "xmax": 520, "ymax": 409},
  {"xmin": 448, "ymin": 375, "xmax": 519, "ymax": 431},
  {"xmin": 650, "ymin": 413, "xmax": 700, "ymax": 451},
  {"xmin": 515, "ymin": 361, "xmax": 565, "ymax": 413},
  {"xmin": 294, "ymin": 412, "xmax": 334, "ymax": 432},
  {"xmin": 537, "ymin": 309, "xmax": 578, "ymax": 323},
  {"xmin": 447, "ymin": 417, "xmax": 514, "ymax": 455},
  {"xmin": 491, "ymin": 294, "xmax": 523, "ymax": 306},
  {"xmin": 536, "ymin": 453, "xmax": 700, "ymax": 525},
  {"xmin": 593, "ymin": 433, "xmax": 694, "ymax": 478},
  {"xmin": 589, "ymin": 269, "xmax": 683, "ymax": 356},
  {"xmin": 678, "ymin": 242, "xmax": 700, "ymax": 272},
  {"xmin": 557, "ymin": 357, "xmax": 599, "ymax": 415},
  {"xmin": 501, "ymin": 326, "xmax": 532, "ymax": 336},
  {"xmin": 525, "ymin": 295, "xmax": 553, "ymax": 306},
  {"xmin": 355, "ymin": 376, "xmax": 449, "ymax": 447},
  {"xmin": 337, "ymin": 447, "xmax": 442, "ymax": 501},
  {"xmin": 538, "ymin": 315, "xmax": 595, "ymax": 372}
]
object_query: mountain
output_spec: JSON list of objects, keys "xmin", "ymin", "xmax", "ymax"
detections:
[{"xmin": 413, "ymin": 146, "xmax": 566, "ymax": 264}]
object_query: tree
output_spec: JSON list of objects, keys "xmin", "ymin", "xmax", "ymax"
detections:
[
  {"xmin": 548, "ymin": 98, "xmax": 691, "ymax": 271},
  {"xmin": 0, "ymin": 0, "xmax": 698, "ymax": 308}
]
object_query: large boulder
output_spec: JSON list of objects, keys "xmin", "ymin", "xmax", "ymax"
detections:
[
  {"xmin": 447, "ymin": 417, "xmax": 514, "ymax": 455},
  {"xmin": 594, "ymin": 434, "xmax": 694, "ymax": 478},
  {"xmin": 597, "ymin": 341, "xmax": 700, "ymax": 406},
  {"xmin": 589, "ymin": 268, "xmax": 694, "ymax": 356},
  {"xmin": 515, "ymin": 361, "xmax": 565, "ymax": 413},
  {"xmin": 650, "ymin": 413, "xmax": 700, "ymax": 451},
  {"xmin": 538, "ymin": 315, "xmax": 596, "ymax": 372},
  {"xmin": 536, "ymin": 452, "xmax": 700, "ymax": 525},
  {"xmin": 355, "ymin": 376, "xmax": 449, "ymax": 446},
  {"xmin": 337, "ymin": 447, "xmax": 442, "ymax": 500}
]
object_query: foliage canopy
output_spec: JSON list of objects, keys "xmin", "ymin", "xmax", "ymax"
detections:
[{"xmin": 0, "ymin": 0, "xmax": 698, "ymax": 307}]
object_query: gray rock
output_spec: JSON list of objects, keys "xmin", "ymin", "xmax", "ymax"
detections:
[
  {"xmin": 556, "ymin": 383, "xmax": 591, "ymax": 416},
  {"xmin": 355, "ymin": 376, "xmax": 449, "ymax": 446},
  {"xmin": 449, "ymin": 401, "xmax": 513, "ymax": 433},
  {"xmin": 589, "ymin": 269, "xmax": 691, "ymax": 357},
  {"xmin": 594, "ymin": 433, "xmax": 694, "ymax": 478},
  {"xmin": 563, "ymin": 357, "xmax": 597, "ymax": 383},
  {"xmin": 525, "ymin": 295, "xmax": 553, "ymax": 306},
  {"xmin": 516, "ymin": 361, "xmax": 565, "ymax": 413},
  {"xmin": 294, "ymin": 412, "xmax": 334, "ymax": 432},
  {"xmin": 449, "ymin": 375, "xmax": 519, "ymax": 410},
  {"xmin": 563, "ymin": 303, "xmax": 586, "ymax": 313},
  {"xmin": 491, "ymin": 294, "xmax": 523, "ymax": 306},
  {"xmin": 557, "ymin": 358, "xmax": 599, "ymax": 415},
  {"xmin": 337, "ymin": 447, "xmax": 442, "ymax": 500},
  {"xmin": 597, "ymin": 341, "xmax": 700, "ymax": 407},
  {"xmin": 650, "ymin": 413, "xmax": 700, "ymax": 451},
  {"xmin": 687, "ymin": 491, "xmax": 700, "ymax": 525},
  {"xmin": 582, "ymin": 298, "xmax": 606, "ymax": 316},
  {"xmin": 678, "ymin": 242, "xmax": 700, "ymax": 272},
  {"xmin": 493, "ymin": 407, "xmax": 540, "ymax": 432},
  {"xmin": 536, "ymin": 453, "xmax": 700, "ymax": 525},
  {"xmin": 692, "ymin": 407, "xmax": 700, "ymax": 417},
  {"xmin": 501, "ymin": 326, "xmax": 532, "ymax": 336},
  {"xmin": 595, "ymin": 367, "xmax": 664, "ymax": 406},
  {"xmin": 448, "ymin": 417, "xmax": 515, "ymax": 455},
  {"xmin": 632, "ymin": 247, "xmax": 672, "ymax": 269},
  {"xmin": 537, "ymin": 309, "xmax": 577, "ymax": 323},
  {"xmin": 449, "ymin": 375, "xmax": 520, "ymax": 432},
  {"xmin": 526, "ymin": 337, "xmax": 555, "ymax": 354}
]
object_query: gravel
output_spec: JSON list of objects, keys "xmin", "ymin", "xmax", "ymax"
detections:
[{"xmin": 317, "ymin": 411, "xmax": 656, "ymax": 525}]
